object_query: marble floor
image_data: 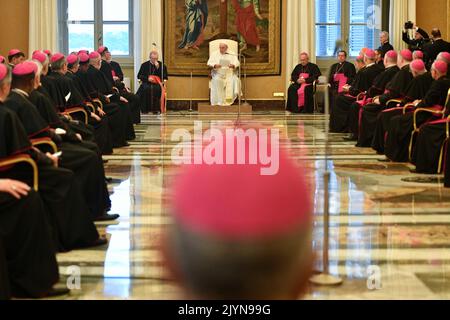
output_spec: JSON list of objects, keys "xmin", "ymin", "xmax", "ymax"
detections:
[{"xmin": 54, "ymin": 111, "xmax": 450, "ymax": 300}]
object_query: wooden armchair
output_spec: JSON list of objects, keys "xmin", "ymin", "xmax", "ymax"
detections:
[
  {"xmin": 62, "ymin": 107, "xmax": 88, "ymax": 124},
  {"xmin": 408, "ymin": 90, "xmax": 450, "ymax": 161},
  {"xmin": 0, "ymin": 155, "xmax": 39, "ymax": 191},
  {"xmin": 31, "ymin": 137, "xmax": 58, "ymax": 154}
]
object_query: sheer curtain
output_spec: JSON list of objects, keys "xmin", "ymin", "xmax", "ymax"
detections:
[
  {"xmin": 285, "ymin": 0, "xmax": 316, "ymax": 87},
  {"xmin": 29, "ymin": 0, "xmax": 58, "ymax": 53},
  {"xmin": 133, "ymin": 0, "xmax": 163, "ymax": 92},
  {"xmin": 390, "ymin": 0, "xmax": 416, "ymax": 50}
]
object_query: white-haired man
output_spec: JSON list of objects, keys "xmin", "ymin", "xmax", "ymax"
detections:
[
  {"xmin": 378, "ymin": 31, "xmax": 394, "ymax": 58},
  {"xmin": 137, "ymin": 50, "xmax": 168, "ymax": 114},
  {"xmin": 207, "ymin": 43, "xmax": 240, "ymax": 106}
]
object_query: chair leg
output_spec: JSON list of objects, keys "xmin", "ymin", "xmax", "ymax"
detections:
[
  {"xmin": 408, "ymin": 130, "xmax": 419, "ymax": 163},
  {"xmin": 438, "ymin": 138, "xmax": 449, "ymax": 174}
]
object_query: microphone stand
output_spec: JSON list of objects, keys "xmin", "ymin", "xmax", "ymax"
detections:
[
  {"xmin": 189, "ymin": 69, "xmax": 193, "ymax": 112},
  {"xmin": 309, "ymin": 82, "xmax": 343, "ymax": 287}
]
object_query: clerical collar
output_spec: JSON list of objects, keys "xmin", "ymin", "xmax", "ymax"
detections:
[
  {"xmin": 12, "ymin": 88, "xmax": 29, "ymax": 98},
  {"xmin": 366, "ymin": 63, "xmax": 375, "ymax": 67}
]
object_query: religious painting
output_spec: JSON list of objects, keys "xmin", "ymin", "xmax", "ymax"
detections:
[{"xmin": 164, "ymin": 0, "xmax": 282, "ymax": 76}]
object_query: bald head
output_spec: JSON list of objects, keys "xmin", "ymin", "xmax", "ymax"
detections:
[{"xmin": 300, "ymin": 52, "xmax": 309, "ymax": 66}]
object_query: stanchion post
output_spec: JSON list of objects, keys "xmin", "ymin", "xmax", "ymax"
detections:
[{"xmin": 310, "ymin": 83, "xmax": 343, "ymax": 286}]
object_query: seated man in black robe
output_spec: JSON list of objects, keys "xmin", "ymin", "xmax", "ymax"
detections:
[
  {"xmin": 286, "ymin": 52, "xmax": 321, "ymax": 114},
  {"xmin": 384, "ymin": 61, "xmax": 450, "ymax": 162},
  {"xmin": 328, "ymin": 50, "xmax": 356, "ymax": 110},
  {"xmin": 330, "ymin": 49, "xmax": 383, "ymax": 133},
  {"xmin": 346, "ymin": 50, "xmax": 400, "ymax": 141},
  {"xmin": 137, "ymin": 50, "xmax": 168, "ymax": 115},
  {"xmin": 88, "ymin": 51, "xmax": 136, "ymax": 141},
  {"xmin": 0, "ymin": 64, "xmax": 106, "ymax": 252},
  {"xmin": 99, "ymin": 46, "xmax": 141, "ymax": 124}
]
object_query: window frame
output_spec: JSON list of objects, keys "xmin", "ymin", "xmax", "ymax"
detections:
[
  {"xmin": 315, "ymin": 0, "xmax": 383, "ymax": 61},
  {"xmin": 58, "ymin": 0, "xmax": 134, "ymax": 63}
]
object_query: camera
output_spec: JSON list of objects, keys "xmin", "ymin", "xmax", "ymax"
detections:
[{"xmin": 404, "ymin": 21, "xmax": 414, "ymax": 30}]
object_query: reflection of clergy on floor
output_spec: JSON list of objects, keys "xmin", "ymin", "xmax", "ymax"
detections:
[
  {"xmin": 137, "ymin": 51, "xmax": 168, "ymax": 115},
  {"xmin": 207, "ymin": 43, "xmax": 241, "ymax": 106},
  {"xmin": 286, "ymin": 52, "xmax": 321, "ymax": 114}
]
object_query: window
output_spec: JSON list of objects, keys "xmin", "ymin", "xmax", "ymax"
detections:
[
  {"xmin": 59, "ymin": 0, "xmax": 133, "ymax": 59},
  {"xmin": 315, "ymin": 0, "xmax": 382, "ymax": 57}
]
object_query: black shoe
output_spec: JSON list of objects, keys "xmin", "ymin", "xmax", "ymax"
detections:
[
  {"xmin": 94, "ymin": 213, "xmax": 120, "ymax": 222},
  {"xmin": 343, "ymin": 135, "xmax": 357, "ymax": 141},
  {"xmin": 103, "ymin": 159, "xmax": 109, "ymax": 164},
  {"xmin": 90, "ymin": 236, "xmax": 108, "ymax": 247},
  {"xmin": 46, "ymin": 287, "xmax": 71, "ymax": 298},
  {"xmin": 105, "ymin": 177, "xmax": 113, "ymax": 183}
]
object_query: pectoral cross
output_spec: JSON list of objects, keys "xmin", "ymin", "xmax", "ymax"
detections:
[{"xmin": 220, "ymin": 0, "xmax": 228, "ymax": 35}]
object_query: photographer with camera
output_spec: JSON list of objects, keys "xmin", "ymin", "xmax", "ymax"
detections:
[{"xmin": 402, "ymin": 21, "xmax": 430, "ymax": 51}]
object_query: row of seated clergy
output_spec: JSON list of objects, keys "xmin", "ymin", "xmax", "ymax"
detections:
[
  {"xmin": 31, "ymin": 50, "xmax": 135, "ymax": 152},
  {"xmin": 5, "ymin": 60, "xmax": 116, "ymax": 224},
  {"xmin": 98, "ymin": 47, "xmax": 142, "ymax": 123},
  {"xmin": 0, "ymin": 101, "xmax": 103, "ymax": 299},
  {"xmin": 329, "ymin": 49, "xmax": 385, "ymax": 133},
  {"xmin": 328, "ymin": 46, "xmax": 450, "ymax": 185}
]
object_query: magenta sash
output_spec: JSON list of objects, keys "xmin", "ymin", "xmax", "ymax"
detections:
[
  {"xmin": 334, "ymin": 73, "xmax": 348, "ymax": 94},
  {"xmin": 297, "ymin": 73, "xmax": 311, "ymax": 109}
]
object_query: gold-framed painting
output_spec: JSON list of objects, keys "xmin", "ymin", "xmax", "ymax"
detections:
[{"xmin": 164, "ymin": 0, "xmax": 282, "ymax": 76}]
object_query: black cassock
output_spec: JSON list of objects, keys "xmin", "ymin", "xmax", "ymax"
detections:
[
  {"xmin": 5, "ymin": 90, "xmax": 111, "ymax": 221},
  {"xmin": 348, "ymin": 65, "xmax": 400, "ymax": 139},
  {"xmin": 87, "ymin": 65, "xmax": 136, "ymax": 141},
  {"xmin": 76, "ymin": 68, "xmax": 129, "ymax": 148},
  {"xmin": 0, "ymin": 238, "xmax": 9, "ymax": 300},
  {"xmin": 412, "ymin": 89, "xmax": 450, "ymax": 173},
  {"xmin": 0, "ymin": 102, "xmax": 100, "ymax": 252},
  {"xmin": 65, "ymin": 71, "xmax": 114, "ymax": 154},
  {"xmin": 137, "ymin": 60, "xmax": 168, "ymax": 114},
  {"xmin": 110, "ymin": 60, "xmax": 124, "ymax": 81},
  {"xmin": 446, "ymin": 147, "xmax": 450, "ymax": 188},
  {"xmin": 371, "ymin": 72, "xmax": 432, "ymax": 153},
  {"xmin": 286, "ymin": 63, "xmax": 321, "ymax": 114},
  {"xmin": 385, "ymin": 77, "xmax": 450, "ymax": 162},
  {"xmin": 353, "ymin": 65, "xmax": 410, "ymax": 147},
  {"xmin": 330, "ymin": 63, "xmax": 383, "ymax": 133},
  {"xmin": 100, "ymin": 60, "xmax": 141, "ymax": 124},
  {"xmin": 328, "ymin": 61, "xmax": 356, "ymax": 110},
  {"xmin": 43, "ymin": 72, "xmax": 97, "ymax": 142},
  {"xmin": 0, "ymin": 107, "xmax": 59, "ymax": 299}
]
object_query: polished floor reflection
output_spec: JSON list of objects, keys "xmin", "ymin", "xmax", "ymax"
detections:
[{"xmin": 55, "ymin": 112, "xmax": 450, "ymax": 300}]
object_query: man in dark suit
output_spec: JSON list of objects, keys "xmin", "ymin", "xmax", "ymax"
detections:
[
  {"xmin": 424, "ymin": 29, "xmax": 450, "ymax": 67},
  {"xmin": 378, "ymin": 31, "xmax": 395, "ymax": 58}
]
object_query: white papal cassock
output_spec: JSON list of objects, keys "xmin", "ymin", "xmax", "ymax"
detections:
[{"xmin": 207, "ymin": 51, "xmax": 240, "ymax": 106}]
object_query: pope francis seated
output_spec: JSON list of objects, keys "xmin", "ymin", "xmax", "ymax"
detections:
[{"xmin": 207, "ymin": 42, "xmax": 241, "ymax": 106}]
